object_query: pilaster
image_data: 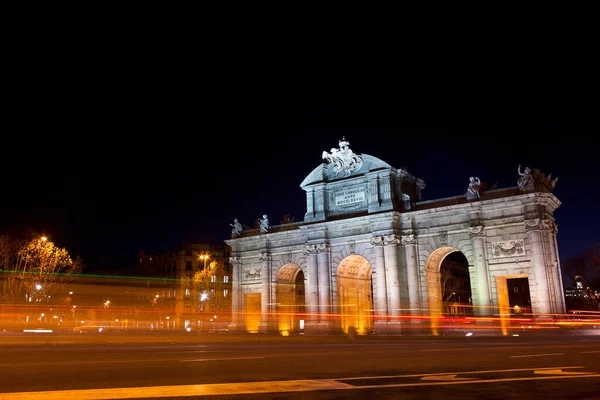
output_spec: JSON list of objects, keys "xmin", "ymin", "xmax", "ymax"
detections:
[
  {"xmin": 401, "ymin": 233, "xmax": 421, "ymax": 315},
  {"xmin": 469, "ymin": 225, "xmax": 491, "ymax": 316}
]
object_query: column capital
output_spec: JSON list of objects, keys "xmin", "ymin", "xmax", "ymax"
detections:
[
  {"xmin": 526, "ymin": 218, "xmax": 556, "ymax": 232},
  {"xmin": 303, "ymin": 244, "xmax": 317, "ymax": 255},
  {"xmin": 383, "ymin": 234, "xmax": 400, "ymax": 246},
  {"xmin": 259, "ymin": 252, "xmax": 271, "ymax": 262},
  {"xmin": 370, "ymin": 236, "xmax": 384, "ymax": 246},
  {"xmin": 525, "ymin": 218, "xmax": 541, "ymax": 231},
  {"xmin": 316, "ymin": 243, "xmax": 330, "ymax": 253},
  {"xmin": 401, "ymin": 234, "xmax": 417, "ymax": 245},
  {"xmin": 229, "ymin": 256, "xmax": 242, "ymax": 266},
  {"xmin": 303, "ymin": 243, "xmax": 329, "ymax": 255}
]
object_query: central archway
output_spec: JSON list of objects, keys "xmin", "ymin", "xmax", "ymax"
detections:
[{"xmin": 336, "ymin": 255, "xmax": 373, "ymax": 335}]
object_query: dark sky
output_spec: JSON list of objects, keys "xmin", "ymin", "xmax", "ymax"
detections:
[{"xmin": 2, "ymin": 60, "xmax": 598, "ymax": 287}]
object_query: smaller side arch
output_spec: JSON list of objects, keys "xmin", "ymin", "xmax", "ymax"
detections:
[
  {"xmin": 275, "ymin": 264, "xmax": 305, "ymax": 336},
  {"xmin": 425, "ymin": 246, "xmax": 460, "ymax": 335}
]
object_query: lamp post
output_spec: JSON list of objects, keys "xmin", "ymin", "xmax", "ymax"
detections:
[
  {"xmin": 197, "ymin": 253, "xmax": 211, "ymax": 330},
  {"xmin": 198, "ymin": 252, "xmax": 210, "ymax": 270}
]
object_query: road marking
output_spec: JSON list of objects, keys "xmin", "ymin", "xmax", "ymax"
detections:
[
  {"xmin": 0, "ymin": 379, "xmax": 354, "ymax": 400},
  {"xmin": 581, "ymin": 350, "xmax": 600, "ymax": 354},
  {"xmin": 534, "ymin": 369, "xmax": 591, "ymax": 375},
  {"xmin": 181, "ymin": 356, "xmax": 265, "ymax": 362},
  {"xmin": 338, "ymin": 366, "xmax": 586, "ymax": 380},
  {"xmin": 159, "ymin": 350, "xmax": 211, "ymax": 353},
  {"xmin": 2, "ymin": 374, "xmax": 599, "ymax": 399},
  {"xmin": 511, "ymin": 353, "xmax": 564, "ymax": 358},
  {"xmin": 421, "ymin": 348, "xmax": 469, "ymax": 352},
  {"xmin": 420, "ymin": 374, "xmax": 478, "ymax": 381}
]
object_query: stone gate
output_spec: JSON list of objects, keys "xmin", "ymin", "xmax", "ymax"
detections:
[{"xmin": 225, "ymin": 138, "xmax": 565, "ymax": 336}]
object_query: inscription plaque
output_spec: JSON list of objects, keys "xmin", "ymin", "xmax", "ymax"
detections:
[{"xmin": 335, "ymin": 188, "xmax": 365, "ymax": 206}]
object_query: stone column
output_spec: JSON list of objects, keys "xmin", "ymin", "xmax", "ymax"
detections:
[
  {"xmin": 550, "ymin": 223, "xmax": 567, "ymax": 313},
  {"xmin": 314, "ymin": 188, "xmax": 326, "ymax": 221},
  {"xmin": 303, "ymin": 244, "xmax": 320, "ymax": 321},
  {"xmin": 469, "ymin": 226, "xmax": 491, "ymax": 316},
  {"xmin": 401, "ymin": 234, "xmax": 420, "ymax": 315},
  {"xmin": 526, "ymin": 219, "xmax": 552, "ymax": 316},
  {"xmin": 317, "ymin": 243, "xmax": 331, "ymax": 319},
  {"xmin": 383, "ymin": 234, "xmax": 401, "ymax": 318},
  {"xmin": 304, "ymin": 189, "xmax": 314, "ymax": 220},
  {"xmin": 259, "ymin": 252, "xmax": 271, "ymax": 331},
  {"xmin": 370, "ymin": 236, "xmax": 388, "ymax": 320},
  {"xmin": 228, "ymin": 256, "xmax": 243, "ymax": 332}
]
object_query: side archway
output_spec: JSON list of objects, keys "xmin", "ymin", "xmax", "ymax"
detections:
[
  {"xmin": 425, "ymin": 246, "xmax": 471, "ymax": 335},
  {"xmin": 336, "ymin": 255, "xmax": 373, "ymax": 335},
  {"xmin": 275, "ymin": 264, "xmax": 305, "ymax": 336}
]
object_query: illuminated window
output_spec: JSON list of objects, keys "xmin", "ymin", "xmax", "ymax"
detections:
[
  {"xmin": 211, "ymin": 275, "xmax": 216, "ymax": 283},
  {"xmin": 223, "ymin": 289, "xmax": 228, "ymax": 298},
  {"xmin": 185, "ymin": 289, "xmax": 191, "ymax": 297}
]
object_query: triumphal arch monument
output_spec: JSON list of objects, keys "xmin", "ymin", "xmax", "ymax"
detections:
[{"xmin": 225, "ymin": 138, "xmax": 565, "ymax": 336}]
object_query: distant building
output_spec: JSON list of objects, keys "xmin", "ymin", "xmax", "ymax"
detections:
[
  {"xmin": 130, "ymin": 243, "xmax": 233, "ymax": 330},
  {"xmin": 565, "ymin": 275, "xmax": 600, "ymax": 312},
  {"xmin": 0, "ymin": 243, "xmax": 232, "ymax": 332}
]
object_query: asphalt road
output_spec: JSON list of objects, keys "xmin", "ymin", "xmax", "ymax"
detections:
[{"xmin": 0, "ymin": 331, "xmax": 599, "ymax": 399}]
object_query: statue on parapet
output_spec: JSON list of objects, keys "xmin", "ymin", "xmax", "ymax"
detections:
[
  {"xmin": 230, "ymin": 218, "xmax": 243, "ymax": 238},
  {"xmin": 517, "ymin": 165, "xmax": 534, "ymax": 191},
  {"xmin": 466, "ymin": 176, "xmax": 481, "ymax": 200},
  {"xmin": 259, "ymin": 214, "xmax": 270, "ymax": 233},
  {"xmin": 517, "ymin": 164, "xmax": 558, "ymax": 192}
]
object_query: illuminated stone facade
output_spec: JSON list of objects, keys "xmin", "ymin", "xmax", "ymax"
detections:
[{"xmin": 226, "ymin": 139, "xmax": 566, "ymax": 336}]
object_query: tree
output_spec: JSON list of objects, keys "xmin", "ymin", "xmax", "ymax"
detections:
[
  {"xmin": 563, "ymin": 246, "xmax": 600, "ymax": 311},
  {"xmin": 563, "ymin": 254, "xmax": 588, "ymax": 283},
  {"xmin": 586, "ymin": 242, "xmax": 600, "ymax": 274},
  {"xmin": 191, "ymin": 260, "xmax": 227, "ymax": 315},
  {"xmin": 1, "ymin": 232, "xmax": 81, "ymax": 304},
  {"xmin": 563, "ymin": 243, "xmax": 599, "ymax": 290}
]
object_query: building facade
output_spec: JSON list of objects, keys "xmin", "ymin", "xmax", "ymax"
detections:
[{"xmin": 226, "ymin": 138, "xmax": 566, "ymax": 336}]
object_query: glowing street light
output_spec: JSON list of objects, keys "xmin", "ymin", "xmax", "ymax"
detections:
[{"xmin": 198, "ymin": 252, "xmax": 210, "ymax": 270}]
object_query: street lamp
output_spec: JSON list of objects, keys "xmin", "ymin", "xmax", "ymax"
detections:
[{"xmin": 198, "ymin": 252, "xmax": 210, "ymax": 270}]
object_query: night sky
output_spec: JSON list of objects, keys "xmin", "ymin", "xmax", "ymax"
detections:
[{"xmin": 2, "ymin": 75, "xmax": 598, "ymax": 286}]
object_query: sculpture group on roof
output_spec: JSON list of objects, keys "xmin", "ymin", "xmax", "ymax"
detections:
[{"xmin": 322, "ymin": 137, "xmax": 364, "ymax": 177}]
